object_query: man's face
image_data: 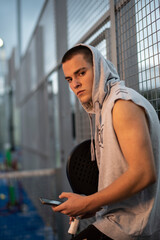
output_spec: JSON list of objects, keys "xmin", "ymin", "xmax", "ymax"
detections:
[{"xmin": 62, "ymin": 54, "xmax": 93, "ymax": 104}]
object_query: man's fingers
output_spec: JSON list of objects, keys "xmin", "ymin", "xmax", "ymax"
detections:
[
  {"xmin": 52, "ymin": 203, "xmax": 65, "ymax": 212},
  {"xmin": 59, "ymin": 192, "xmax": 73, "ymax": 199}
]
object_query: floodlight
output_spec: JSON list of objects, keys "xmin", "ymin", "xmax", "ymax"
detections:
[{"xmin": 0, "ymin": 38, "xmax": 4, "ymax": 48}]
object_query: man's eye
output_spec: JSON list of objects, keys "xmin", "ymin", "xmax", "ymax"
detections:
[
  {"xmin": 79, "ymin": 71, "xmax": 85, "ymax": 76},
  {"xmin": 67, "ymin": 78, "xmax": 72, "ymax": 83}
]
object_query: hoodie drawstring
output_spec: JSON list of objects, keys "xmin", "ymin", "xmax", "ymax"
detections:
[{"xmin": 88, "ymin": 114, "xmax": 96, "ymax": 161}]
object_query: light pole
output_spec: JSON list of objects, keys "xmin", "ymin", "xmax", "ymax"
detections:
[{"xmin": 0, "ymin": 38, "xmax": 6, "ymax": 152}]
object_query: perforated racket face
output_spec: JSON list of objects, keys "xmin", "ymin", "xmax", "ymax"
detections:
[{"xmin": 67, "ymin": 140, "xmax": 99, "ymax": 195}]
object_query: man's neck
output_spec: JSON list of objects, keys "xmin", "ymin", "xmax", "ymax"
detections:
[{"xmin": 82, "ymin": 99, "xmax": 93, "ymax": 111}]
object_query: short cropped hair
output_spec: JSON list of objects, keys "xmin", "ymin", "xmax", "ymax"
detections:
[{"xmin": 62, "ymin": 45, "xmax": 93, "ymax": 66}]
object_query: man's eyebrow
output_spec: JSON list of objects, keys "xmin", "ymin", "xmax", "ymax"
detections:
[
  {"xmin": 74, "ymin": 67, "xmax": 86, "ymax": 75},
  {"xmin": 65, "ymin": 76, "xmax": 71, "ymax": 80},
  {"xmin": 65, "ymin": 67, "xmax": 86, "ymax": 80}
]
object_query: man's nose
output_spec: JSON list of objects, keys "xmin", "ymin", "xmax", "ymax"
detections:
[{"xmin": 72, "ymin": 78, "xmax": 81, "ymax": 89}]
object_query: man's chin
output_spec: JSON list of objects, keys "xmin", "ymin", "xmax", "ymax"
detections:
[{"xmin": 79, "ymin": 96, "xmax": 92, "ymax": 104}]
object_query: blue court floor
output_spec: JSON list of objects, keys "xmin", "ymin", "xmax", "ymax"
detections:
[{"xmin": 0, "ymin": 178, "xmax": 56, "ymax": 240}]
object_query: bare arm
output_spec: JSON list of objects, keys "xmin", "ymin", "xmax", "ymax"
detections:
[{"xmin": 53, "ymin": 100, "xmax": 156, "ymax": 217}]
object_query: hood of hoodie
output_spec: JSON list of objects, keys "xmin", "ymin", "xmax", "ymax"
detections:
[
  {"xmin": 74, "ymin": 44, "xmax": 120, "ymax": 161},
  {"xmin": 76, "ymin": 43, "xmax": 120, "ymax": 113}
]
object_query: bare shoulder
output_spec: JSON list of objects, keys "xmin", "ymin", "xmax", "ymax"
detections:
[
  {"xmin": 113, "ymin": 99, "xmax": 145, "ymax": 118},
  {"xmin": 112, "ymin": 99, "xmax": 146, "ymax": 128}
]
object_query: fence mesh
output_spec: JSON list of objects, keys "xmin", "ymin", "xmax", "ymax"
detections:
[
  {"xmin": 1, "ymin": 0, "xmax": 160, "ymax": 239},
  {"xmin": 116, "ymin": 0, "xmax": 160, "ymax": 118}
]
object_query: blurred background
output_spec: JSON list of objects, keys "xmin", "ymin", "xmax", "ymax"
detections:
[{"xmin": 0, "ymin": 0, "xmax": 159, "ymax": 239}]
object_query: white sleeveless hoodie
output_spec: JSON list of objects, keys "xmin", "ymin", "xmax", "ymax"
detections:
[{"xmin": 78, "ymin": 44, "xmax": 160, "ymax": 239}]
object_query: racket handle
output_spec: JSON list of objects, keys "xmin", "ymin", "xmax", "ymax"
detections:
[{"xmin": 68, "ymin": 218, "xmax": 80, "ymax": 235}]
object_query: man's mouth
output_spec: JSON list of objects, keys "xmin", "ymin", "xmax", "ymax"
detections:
[{"xmin": 77, "ymin": 90, "xmax": 85, "ymax": 96}]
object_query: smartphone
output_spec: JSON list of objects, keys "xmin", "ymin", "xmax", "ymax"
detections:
[{"xmin": 39, "ymin": 197, "xmax": 62, "ymax": 206}]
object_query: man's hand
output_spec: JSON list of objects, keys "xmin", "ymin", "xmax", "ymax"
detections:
[{"xmin": 52, "ymin": 192, "xmax": 99, "ymax": 218}]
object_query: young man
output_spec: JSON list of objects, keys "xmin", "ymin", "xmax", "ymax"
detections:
[{"xmin": 53, "ymin": 44, "xmax": 160, "ymax": 240}]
